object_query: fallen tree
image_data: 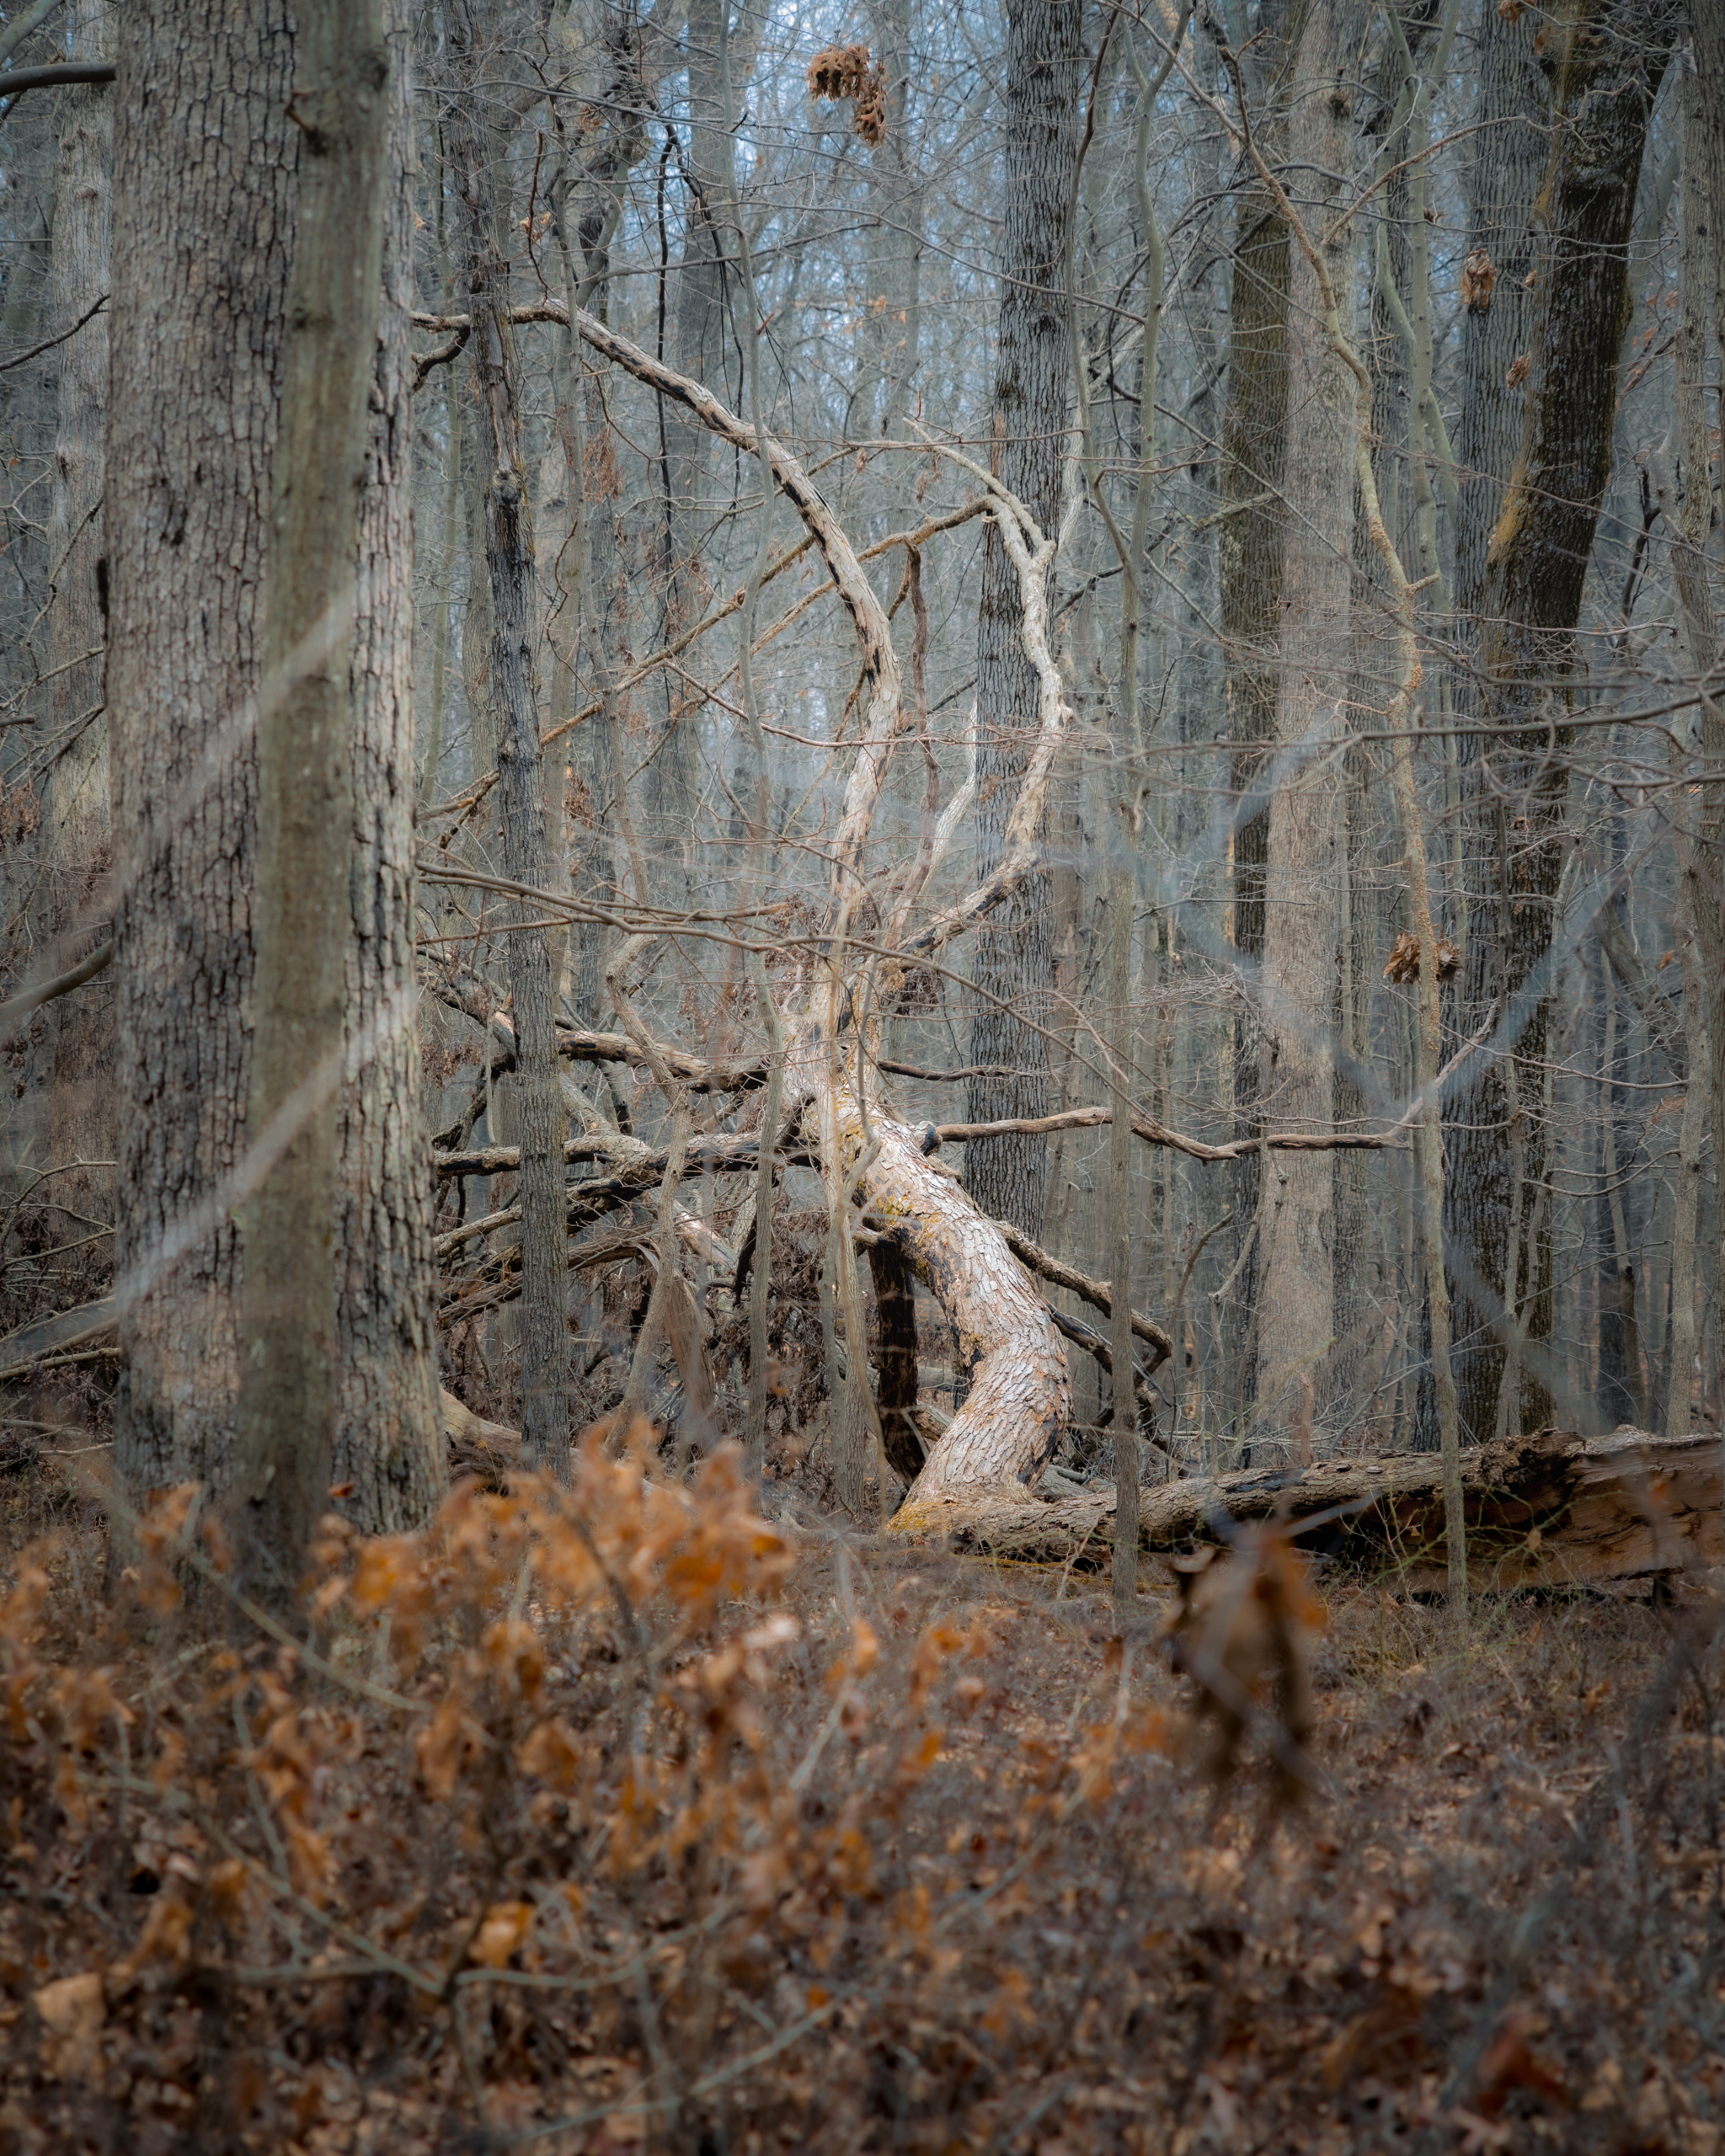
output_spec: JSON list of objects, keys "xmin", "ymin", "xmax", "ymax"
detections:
[
  {"xmin": 403, "ymin": 302, "xmax": 1429, "ymax": 1529},
  {"xmin": 929, "ymin": 1426, "xmax": 1722, "ymax": 1591}
]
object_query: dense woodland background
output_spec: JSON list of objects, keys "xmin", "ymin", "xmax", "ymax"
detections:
[
  {"xmin": 3, "ymin": 0, "xmax": 1724, "ymax": 1547},
  {"xmin": 3, "ymin": 2, "xmax": 1725, "ymax": 2148}
]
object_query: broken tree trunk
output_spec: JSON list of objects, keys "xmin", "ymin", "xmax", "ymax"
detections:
[{"xmin": 931, "ymin": 1428, "xmax": 1721, "ymax": 1593}]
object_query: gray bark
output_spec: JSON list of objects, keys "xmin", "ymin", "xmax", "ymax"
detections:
[
  {"xmin": 232, "ymin": 0, "xmax": 393, "ymax": 1588},
  {"xmin": 963, "ymin": 0, "xmax": 1083, "ymax": 1241},
  {"xmin": 449, "ymin": 3, "xmax": 569, "ymax": 1475}
]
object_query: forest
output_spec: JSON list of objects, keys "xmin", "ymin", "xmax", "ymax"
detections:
[{"xmin": 3, "ymin": 0, "xmax": 1725, "ymax": 2147}]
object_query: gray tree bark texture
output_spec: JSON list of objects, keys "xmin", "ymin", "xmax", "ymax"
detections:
[
  {"xmin": 34, "ymin": 0, "xmax": 111, "ymax": 1245},
  {"xmin": 449, "ymin": 3, "xmax": 570, "ymax": 1476},
  {"xmin": 1685, "ymin": 0, "xmax": 1725, "ymax": 1446},
  {"xmin": 962, "ymin": 0, "xmax": 1083, "ymax": 1242},
  {"xmin": 232, "ymin": 0, "xmax": 393, "ymax": 1588},
  {"xmin": 1443, "ymin": 0, "xmax": 1678, "ymax": 1444},
  {"xmin": 329, "ymin": 0, "xmax": 444, "ymax": 1530},
  {"xmin": 1253, "ymin": 0, "xmax": 1356, "ymax": 1445},
  {"xmin": 1217, "ymin": 20, "xmax": 1291, "ymax": 1435},
  {"xmin": 109, "ymin": 0, "xmax": 295, "ymax": 1502},
  {"xmin": 109, "ymin": 0, "xmax": 442, "ymax": 1533}
]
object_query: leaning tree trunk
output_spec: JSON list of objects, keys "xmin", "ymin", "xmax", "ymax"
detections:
[
  {"xmin": 1253, "ymin": 0, "xmax": 1356, "ymax": 1448},
  {"xmin": 1443, "ymin": 0, "xmax": 1679, "ymax": 1444},
  {"xmin": 962, "ymin": 0, "xmax": 1083, "ymax": 1241},
  {"xmin": 449, "ymin": 3, "xmax": 569, "ymax": 1476}
]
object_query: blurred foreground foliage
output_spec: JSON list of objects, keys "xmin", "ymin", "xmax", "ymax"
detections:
[{"xmin": 3, "ymin": 1435, "xmax": 1725, "ymax": 2153}]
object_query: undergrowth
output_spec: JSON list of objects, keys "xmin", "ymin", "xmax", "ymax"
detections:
[{"xmin": 3, "ymin": 1433, "xmax": 1724, "ymax": 2153}]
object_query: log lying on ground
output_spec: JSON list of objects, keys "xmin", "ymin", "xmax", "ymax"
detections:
[{"xmin": 916, "ymin": 1427, "xmax": 1723, "ymax": 1590}]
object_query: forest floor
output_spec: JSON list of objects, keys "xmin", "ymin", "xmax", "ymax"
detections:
[{"xmin": 3, "ymin": 1409, "xmax": 1724, "ymax": 2156}]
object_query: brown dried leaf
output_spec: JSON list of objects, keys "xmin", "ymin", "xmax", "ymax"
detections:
[{"xmin": 33, "ymin": 1971, "xmax": 104, "ymax": 2079}]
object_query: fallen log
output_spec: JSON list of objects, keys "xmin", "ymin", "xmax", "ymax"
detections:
[{"xmin": 911, "ymin": 1427, "xmax": 1723, "ymax": 1590}]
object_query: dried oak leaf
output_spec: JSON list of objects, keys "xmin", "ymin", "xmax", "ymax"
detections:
[
  {"xmin": 807, "ymin": 42, "xmax": 888, "ymax": 146},
  {"xmin": 1383, "ymin": 932, "xmax": 1460, "ymax": 984},
  {"xmin": 1460, "ymin": 248, "xmax": 1497, "ymax": 312},
  {"xmin": 1506, "ymin": 350, "xmax": 1533, "ymax": 388},
  {"xmin": 1384, "ymin": 930, "xmax": 1420, "ymax": 984},
  {"xmin": 34, "ymin": 1972, "xmax": 106, "ymax": 2081}
]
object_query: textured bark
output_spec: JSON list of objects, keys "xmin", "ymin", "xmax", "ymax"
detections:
[
  {"xmin": 1218, "ymin": 54, "xmax": 1291, "ymax": 1428},
  {"xmin": 449, "ymin": 8, "xmax": 569, "ymax": 1476},
  {"xmin": 1687, "ymin": 0, "xmax": 1725, "ymax": 1432},
  {"xmin": 332, "ymin": 0, "xmax": 444, "ymax": 1529},
  {"xmin": 109, "ymin": 0, "xmax": 441, "ymax": 1531},
  {"xmin": 963, "ymin": 0, "xmax": 1083, "ymax": 1240},
  {"xmin": 231, "ymin": 0, "xmax": 392, "ymax": 1588},
  {"xmin": 1444, "ymin": 0, "xmax": 1678, "ymax": 1444},
  {"xmin": 1450, "ymin": 0, "xmax": 1547, "ymax": 631},
  {"xmin": 1254, "ymin": 0, "xmax": 1354, "ymax": 1438},
  {"xmin": 34, "ymin": 0, "xmax": 111, "ymax": 1240},
  {"xmin": 833, "ymin": 1095, "xmax": 1070, "ymax": 1532},
  {"xmin": 109, "ymin": 0, "xmax": 293, "ymax": 1497}
]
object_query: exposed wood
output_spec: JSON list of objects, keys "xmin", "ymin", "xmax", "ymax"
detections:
[{"xmin": 921, "ymin": 1428, "xmax": 1722, "ymax": 1592}]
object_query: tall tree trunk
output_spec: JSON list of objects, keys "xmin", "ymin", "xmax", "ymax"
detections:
[
  {"xmin": 1217, "ymin": 4, "xmax": 1292, "ymax": 1443},
  {"xmin": 333, "ymin": 0, "xmax": 444, "ymax": 1528},
  {"xmin": 109, "ymin": 0, "xmax": 295, "ymax": 1499},
  {"xmin": 1444, "ymin": 0, "xmax": 1678, "ymax": 1443},
  {"xmin": 450, "ymin": 2, "xmax": 569, "ymax": 1475},
  {"xmin": 110, "ymin": 0, "xmax": 441, "ymax": 1531},
  {"xmin": 963, "ymin": 0, "xmax": 1083, "ymax": 1241},
  {"xmin": 232, "ymin": 0, "xmax": 393, "ymax": 1588},
  {"xmin": 1685, "ymin": 0, "xmax": 1725, "ymax": 1459},
  {"xmin": 35, "ymin": 0, "xmax": 111, "ymax": 1247},
  {"xmin": 1253, "ymin": 0, "xmax": 1357, "ymax": 1443}
]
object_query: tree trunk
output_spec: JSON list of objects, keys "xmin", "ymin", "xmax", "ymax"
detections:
[
  {"xmin": 962, "ymin": 0, "xmax": 1083, "ymax": 1241},
  {"xmin": 35, "ymin": 0, "xmax": 111, "ymax": 1247},
  {"xmin": 1217, "ymin": 23, "xmax": 1291, "ymax": 1442},
  {"xmin": 109, "ymin": 0, "xmax": 295, "ymax": 1500},
  {"xmin": 109, "ymin": 0, "xmax": 442, "ymax": 1532},
  {"xmin": 332, "ymin": 0, "xmax": 444, "ymax": 1529},
  {"xmin": 937, "ymin": 1427, "xmax": 1723, "ymax": 1591},
  {"xmin": 232, "ymin": 0, "xmax": 393, "ymax": 1587},
  {"xmin": 449, "ymin": 3, "xmax": 569, "ymax": 1476},
  {"xmin": 1443, "ymin": 0, "xmax": 1677, "ymax": 1443},
  {"xmin": 1686, "ymin": 0, "xmax": 1725, "ymax": 1476},
  {"xmin": 1254, "ymin": 0, "xmax": 1355, "ymax": 1444}
]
